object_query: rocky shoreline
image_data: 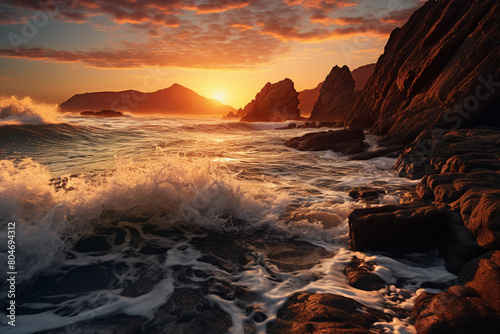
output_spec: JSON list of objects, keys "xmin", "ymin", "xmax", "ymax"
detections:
[{"xmin": 275, "ymin": 128, "xmax": 500, "ymax": 333}]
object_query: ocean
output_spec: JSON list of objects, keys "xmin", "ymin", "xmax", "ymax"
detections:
[{"xmin": 0, "ymin": 98, "xmax": 456, "ymax": 334}]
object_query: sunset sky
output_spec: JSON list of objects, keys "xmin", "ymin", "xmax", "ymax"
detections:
[{"xmin": 0, "ymin": 0, "xmax": 422, "ymax": 108}]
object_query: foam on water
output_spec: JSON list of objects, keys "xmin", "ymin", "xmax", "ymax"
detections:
[
  {"xmin": 0, "ymin": 115, "xmax": 456, "ymax": 334},
  {"xmin": 0, "ymin": 96, "xmax": 61, "ymax": 125}
]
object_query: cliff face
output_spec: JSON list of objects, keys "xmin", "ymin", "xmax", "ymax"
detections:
[
  {"xmin": 60, "ymin": 84, "xmax": 235, "ymax": 116},
  {"xmin": 346, "ymin": 0, "xmax": 500, "ymax": 144},
  {"xmin": 309, "ymin": 66, "xmax": 357, "ymax": 122},
  {"xmin": 240, "ymin": 78, "xmax": 300, "ymax": 122}
]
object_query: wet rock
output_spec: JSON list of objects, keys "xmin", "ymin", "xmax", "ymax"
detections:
[
  {"xmin": 464, "ymin": 251, "xmax": 500, "ymax": 314},
  {"xmin": 285, "ymin": 128, "xmax": 366, "ymax": 155},
  {"xmin": 317, "ymin": 121, "xmax": 338, "ymax": 128},
  {"xmin": 348, "ymin": 187, "xmax": 386, "ymax": 200},
  {"xmin": 267, "ymin": 293, "xmax": 388, "ymax": 334},
  {"xmin": 411, "ymin": 286, "xmax": 500, "ymax": 334},
  {"xmin": 344, "ymin": 257, "xmax": 386, "ymax": 291},
  {"xmin": 349, "ymin": 146, "xmax": 402, "ymax": 160},
  {"xmin": 240, "ymin": 78, "xmax": 300, "ymax": 122},
  {"xmin": 276, "ymin": 123, "xmax": 297, "ymax": 130},
  {"xmin": 348, "ymin": 205, "xmax": 447, "ymax": 253},
  {"xmin": 298, "ymin": 122, "xmax": 317, "ymax": 128}
]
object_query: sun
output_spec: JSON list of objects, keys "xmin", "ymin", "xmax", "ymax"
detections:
[{"xmin": 212, "ymin": 90, "xmax": 227, "ymax": 104}]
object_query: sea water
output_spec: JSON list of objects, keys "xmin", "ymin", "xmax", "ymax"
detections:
[{"xmin": 0, "ymin": 97, "xmax": 456, "ymax": 334}]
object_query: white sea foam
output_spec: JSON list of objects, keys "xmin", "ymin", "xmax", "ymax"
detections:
[{"xmin": 0, "ymin": 96, "xmax": 61, "ymax": 125}]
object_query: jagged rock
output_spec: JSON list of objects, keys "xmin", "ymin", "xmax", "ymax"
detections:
[
  {"xmin": 309, "ymin": 65, "xmax": 357, "ymax": 122},
  {"xmin": 346, "ymin": 0, "xmax": 500, "ymax": 144},
  {"xmin": 240, "ymin": 78, "xmax": 300, "ymax": 122},
  {"xmin": 285, "ymin": 128, "xmax": 366, "ymax": 155},
  {"xmin": 267, "ymin": 293, "xmax": 388, "ymax": 334},
  {"xmin": 344, "ymin": 257, "xmax": 386, "ymax": 291},
  {"xmin": 411, "ymin": 286, "xmax": 500, "ymax": 334}
]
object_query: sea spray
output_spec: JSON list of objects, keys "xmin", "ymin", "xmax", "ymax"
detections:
[{"xmin": 0, "ymin": 96, "xmax": 61, "ymax": 125}]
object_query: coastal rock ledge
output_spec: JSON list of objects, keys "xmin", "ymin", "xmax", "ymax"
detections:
[{"xmin": 348, "ymin": 128, "xmax": 500, "ymax": 332}]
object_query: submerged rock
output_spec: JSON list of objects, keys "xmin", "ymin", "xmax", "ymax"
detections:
[{"xmin": 240, "ymin": 78, "xmax": 300, "ymax": 122}]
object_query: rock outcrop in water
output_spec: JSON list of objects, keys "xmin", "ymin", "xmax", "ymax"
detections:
[
  {"xmin": 309, "ymin": 66, "xmax": 357, "ymax": 122},
  {"xmin": 80, "ymin": 110, "xmax": 123, "ymax": 117},
  {"xmin": 61, "ymin": 83, "xmax": 236, "ymax": 116},
  {"xmin": 240, "ymin": 79, "xmax": 300, "ymax": 122},
  {"xmin": 345, "ymin": 0, "xmax": 500, "ymax": 144},
  {"xmin": 285, "ymin": 128, "xmax": 366, "ymax": 155}
]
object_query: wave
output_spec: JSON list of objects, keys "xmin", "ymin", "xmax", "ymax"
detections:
[
  {"xmin": 0, "ymin": 157, "xmax": 291, "ymax": 283},
  {"xmin": 0, "ymin": 96, "xmax": 62, "ymax": 126}
]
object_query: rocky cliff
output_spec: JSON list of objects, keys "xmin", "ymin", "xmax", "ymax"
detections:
[
  {"xmin": 309, "ymin": 66, "xmax": 357, "ymax": 122},
  {"xmin": 240, "ymin": 78, "xmax": 300, "ymax": 122},
  {"xmin": 345, "ymin": 0, "xmax": 500, "ymax": 144},
  {"xmin": 308, "ymin": 64, "xmax": 375, "ymax": 122},
  {"xmin": 60, "ymin": 84, "xmax": 235, "ymax": 116}
]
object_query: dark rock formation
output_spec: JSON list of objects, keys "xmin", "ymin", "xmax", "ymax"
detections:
[
  {"xmin": 267, "ymin": 293, "xmax": 388, "ymax": 334},
  {"xmin": 309, "ymin": 65, "xmax": 357, "ymax": 122},
  {"xmin": 344, "ymin": 0, "xmax": 500, "ymax": 144},
  {"xmin": 344, "ymin": 257, "xmax": 386, "ymax": 291},
  {"xmin": 349, "ymin": 205, "xmax": 447, "ymax": 254},
  {"xmin": 285, "ymin": 128, "xmax": 366, "ymax": 155},
  {"xmin": 348, "ymin": 187, "xmax": 386, "ymax": 200},
  {"xmin": 222, "ymin": 111, "xmax": 239, "ymax": 119},
  {"xmin": 80, "ymin": 110, "xmax": 123, "ymax": 117},
  {"xmin": 240, "ymin": 78, "xmax": 300, "ymax": 122},
  {"xmin": 395, "ymin": 129, "xmax": 500, "ymax": 179},
  {"xmin": 61, "ymin": 83, "xmax": 236, "ymax": 116},
  {"xmin": 411, "ymin": 286, "xmax": 500, "ymax": 334},
  {"xmin": 464, "ymin": 251, "xmax": 500, "ymax": 314}
]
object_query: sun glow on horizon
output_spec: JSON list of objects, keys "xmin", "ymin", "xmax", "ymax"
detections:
[{"xmin": 212, "ymin": 90, "xmax": 228, "ymax": 104}]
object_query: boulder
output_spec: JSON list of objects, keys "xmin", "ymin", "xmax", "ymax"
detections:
[
  {"xmin": 285, "ymin": 128, "xmax": 366, "ymax": 155},
  {"xmin": 411, "ymin": 286, "xmax": 500, "ymax": 334},
  {"xmin": 348, "ymin": 205, "xmax": 447, "ymax": 253},
  {"xmin": 240, "ymin": 78, "xmax": 300, "ymax": 122},
  {"xmin": 267, "ymin": 293, "xmax": 387, "ymax": 334},
  {"xmin": 344, "ymin": 257, "xmax": 386, "ymax": 291}
]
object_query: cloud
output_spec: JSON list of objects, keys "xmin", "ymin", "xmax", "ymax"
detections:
[{"xmin": 0, "ymin": 0, "xmax": 422, "ymax": 69}]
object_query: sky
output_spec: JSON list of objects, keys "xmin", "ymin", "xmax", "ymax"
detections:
[{"xmin": 0, "ymin": 0, "xmax": 423, "ymax": 109}]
